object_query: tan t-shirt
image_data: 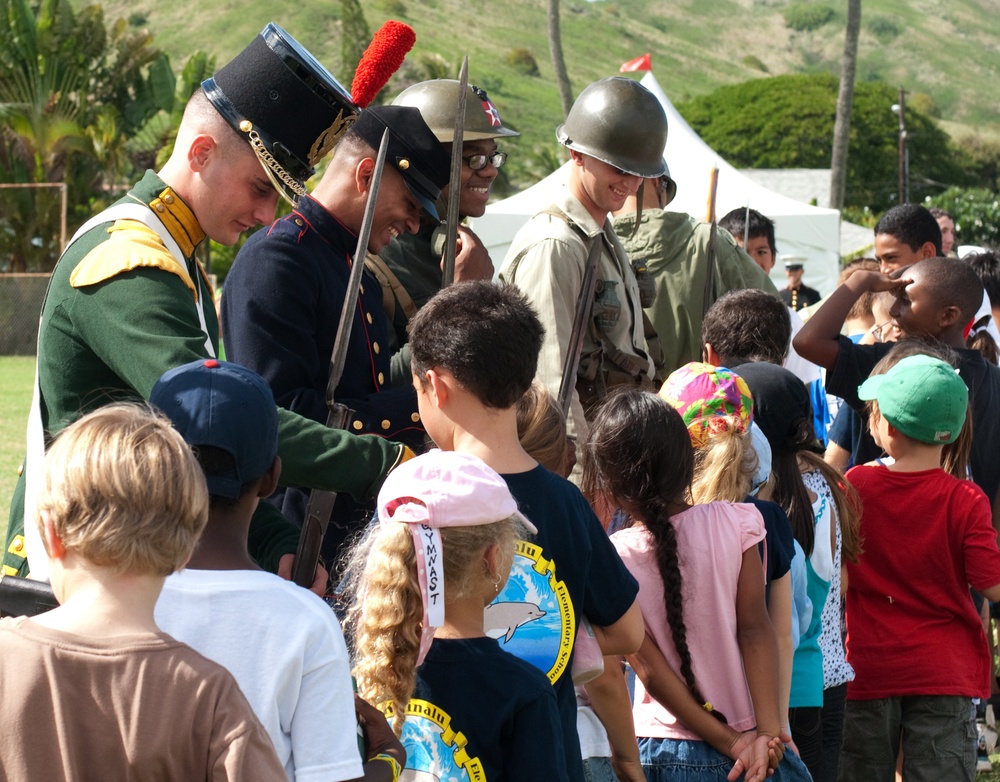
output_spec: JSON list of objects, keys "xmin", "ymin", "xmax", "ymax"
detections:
[{"xmin": 0, "ymin": 616, "xmax": 286, "ymax": 781}]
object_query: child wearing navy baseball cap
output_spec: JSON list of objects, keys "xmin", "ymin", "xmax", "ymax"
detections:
[
  {"xmin": 151, "ymin": 358, "xmax": 405, "ymax": 782},
  {"xmin": 840, "ymin": 352, "xmax": 1000, "ymax": 781}
]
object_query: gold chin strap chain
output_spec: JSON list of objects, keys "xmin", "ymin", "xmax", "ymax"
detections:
[{"xmin": 245, "ymin": 126, "xmax": 308, "ymax": 203}]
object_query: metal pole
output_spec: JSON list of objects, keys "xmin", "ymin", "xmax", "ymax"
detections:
[
  {"xmin": 59, "ymin": 184, "xmax": 67, "ymax": 250},
  {"xmin": 897, "ymin": 87, "xmax": 907, "ymax": 204}
]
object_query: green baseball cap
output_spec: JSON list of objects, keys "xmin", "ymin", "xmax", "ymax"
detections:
[{"xmin": 857, "ymin": 354, "xmax": 968, "ymax": 444}]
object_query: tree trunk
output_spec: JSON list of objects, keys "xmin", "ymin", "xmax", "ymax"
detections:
[
  {"xmin": 830, "ymin": 0, "xmax": 862, "ymax": 211},
  {"xmin": 547, "ymin": 0, "xmax": 573, "ymax": 119}
]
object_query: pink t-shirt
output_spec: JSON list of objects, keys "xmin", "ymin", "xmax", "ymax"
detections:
[{"xmin": 612, "ymin": 502, "xmax": 766, "ymax": 740}]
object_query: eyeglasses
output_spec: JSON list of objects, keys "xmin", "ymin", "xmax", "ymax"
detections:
[
  {"xmin": 463, "ymin": 151, "xmax": 507, "ymax": 171},
  {"xmin": 872, "ymin": 321, "xmax": 896, "ymax": 342}
]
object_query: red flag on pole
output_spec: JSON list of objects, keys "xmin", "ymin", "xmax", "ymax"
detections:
[{"xmin": 620, "ymin": 53, "xmax": 652, "ymax": 73}]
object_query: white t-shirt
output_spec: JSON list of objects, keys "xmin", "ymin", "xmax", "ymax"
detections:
[{"xmin": 156, "ymin": 569, "xmax": 363, "ymax": 782}]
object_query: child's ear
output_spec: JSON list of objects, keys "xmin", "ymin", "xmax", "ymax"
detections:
[
  {"xmin": 702, "ymin": 343, "xmax": 721, "ymax": 366},
  {"xmin": 937, "ymin": 304, "xmax": 963, "ymax": 331},
  {"xmin": 919, "ymin": 241, "xmax": 938, "ymax": 260},
  {"xmin": 40, "ymin": 512, "xmax": 66, "ymax": 561},
  {"xmin": 426, "ymin": 368, "xmax": 449, "ymax": 408}
]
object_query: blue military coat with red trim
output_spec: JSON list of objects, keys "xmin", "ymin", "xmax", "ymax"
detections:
[{"xmin": 223, "ymin": 195, "xmax": 425, "ymax": 557}]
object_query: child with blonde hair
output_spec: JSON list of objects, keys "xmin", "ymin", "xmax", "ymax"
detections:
[
  {"xmin": 0, "ymin": 404, "xmax": 285, "ymax": 780},
  {"xmin": 344, "ymin": 450, "xmax": 568, "ymax": 782}
]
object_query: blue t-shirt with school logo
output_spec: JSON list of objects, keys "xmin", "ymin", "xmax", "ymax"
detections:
[
  {"xmin": 489, "ymin": 465, "xmax": 639, "ymax": 782},
  {"xmin": 397, "ymin": 637, "xmax": 567, "ymax": 782}
]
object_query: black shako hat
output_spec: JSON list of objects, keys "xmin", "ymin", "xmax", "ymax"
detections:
[
  {"xmin": 350, "ymin": 105, "xmax": 451, "ymax": 220},
  {"xmin": 203, "ymin": 23, "xmax": 357, "ymax": 204}
]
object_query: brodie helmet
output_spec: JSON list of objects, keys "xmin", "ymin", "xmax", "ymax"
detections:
[
  {"xmin": 557, "ymin": 77, "xmax": 667, "ymax": 178},
  {"xmin": 392, "ymin": 79, "xmax": 519, "ymax": 143}
]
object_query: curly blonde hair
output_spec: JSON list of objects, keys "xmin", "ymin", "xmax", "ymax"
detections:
[{"xmin": 343, "ymin": 517, "xmax": 524, "ymax": 734}]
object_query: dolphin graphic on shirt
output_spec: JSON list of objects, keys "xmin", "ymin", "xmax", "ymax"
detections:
[{"xmin": 484, "ymin": 601, "xmax": 547, "ymax": 643}]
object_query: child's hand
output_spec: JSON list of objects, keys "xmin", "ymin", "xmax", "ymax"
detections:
[
  {"xmin": 863, "ymin": 269, "xmax": 913, "ymax": 293},
  {"xmin": 726, "ymin": 731, "xmax": 774, "ymax": 782},
  {"xmin": 277, "ymin": 553, "xmax": 329, "ymax": 596},
  {"xmin": 355, "ymin": 694, "xmax": 406, "ymax": 767},
  {"xmin": 610, "ymin": 755, "xmax": 646, "ymax": 782}
]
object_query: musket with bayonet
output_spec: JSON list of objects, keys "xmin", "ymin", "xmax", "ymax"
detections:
[
  {"xmin": 557, "ymin": 236, "xmax": 605, "ymax": 419},
  {"xmin": 440, "ymin": 56, "xmax": 469, "ymax": 288},
  {"xmin": 291, "ymin": 128, "xmax": 392, "ymax": 588}
]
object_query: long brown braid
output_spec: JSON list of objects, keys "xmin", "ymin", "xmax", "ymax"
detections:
[{"xmin": 583, "ymin": 389, "xmax": 726, "ymax": 724}]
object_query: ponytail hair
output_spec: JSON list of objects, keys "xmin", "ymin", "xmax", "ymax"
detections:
[
  {"xmin": 583, "ymin": 389, "xmax": 725, "ymax": 723},
  {"xmin": 342, "ymin": 515, "xmax": 524, "ymax": 735},
  {"xmin": 690, "ymin": 418, "xmax": 758, "ymax": 504}
]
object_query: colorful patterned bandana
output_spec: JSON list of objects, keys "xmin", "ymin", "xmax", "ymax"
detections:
[{"xmin": 658, "ymin": 362, "xmax": 753, "ymax": 449}]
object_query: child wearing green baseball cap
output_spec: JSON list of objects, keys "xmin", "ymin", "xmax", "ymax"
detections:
[{"xmin": 840, "ymin": 352, "xmax": 1000, "ymax": 782}]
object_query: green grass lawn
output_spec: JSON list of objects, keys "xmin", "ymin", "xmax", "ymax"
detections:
[{"xmin": 0, "ymin": 356, "xmax": 33, "ymax": 546}]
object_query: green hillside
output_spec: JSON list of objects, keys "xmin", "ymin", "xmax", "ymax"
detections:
[{"xmin": 87, "ymin": 0, "xmax": 1000, "ymax": 182}]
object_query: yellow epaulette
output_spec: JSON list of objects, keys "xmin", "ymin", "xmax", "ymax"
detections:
[{"xmin": 69, "ymin": 220, "xmax": 201, "ymax": 300}]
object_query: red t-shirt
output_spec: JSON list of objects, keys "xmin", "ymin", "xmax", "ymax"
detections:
[{"xmin": 845, "ymin": 465, "xmax": 1000, "ymax": 700}]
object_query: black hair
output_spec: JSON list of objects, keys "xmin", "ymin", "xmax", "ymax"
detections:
[
  {"xmin": 191, "ymin": 444, "xmax": 256, "ymax": 508},
  {"xmin": 408, "ymin": 281, "xmax": 544, "ymax": 409},
  {"xmin": 874, "ymin": 204, "xmax": 942, "ymax": 256},
  {"xmin": 582, "ymin": 390, "xmax": 726, "ymax": 724},
  {"xmin": 911, "ymin": 256, "xmax": 985, "ymax": 326},
  {"xmin": 963, "ymin": 250, "xmax": 1000, "ymax": 309},
  {"xmin": 701, "ymin": 289, "xmax": 791, "ymax": 366},
  {"xmin": 719, "ymin": 207, "xmax": 776, "ymax": 254}
]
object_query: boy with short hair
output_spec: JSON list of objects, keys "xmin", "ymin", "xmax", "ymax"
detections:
[
  {"xmin": 150, "ymin": 358, "xmax": 404, "ymax": 782},
  {"xmin": 407, "ymin": 281, "xmax": 643, "ymax": 782},
  {"xmin": 840, "ymin": 354, "xmax": 1000, "ymax": 781},
  {"xmin": 0, "ymin": 403, "xmax": 286, "ymax": 780},
  {"xmin": 793, "ymin": 257, "xmax": 1000, "ymax": 528}
]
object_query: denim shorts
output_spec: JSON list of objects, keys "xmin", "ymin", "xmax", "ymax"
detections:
[
  {"xmin": 838, "ymin": 695, "xmax": 976, "ymax": 782},
  {"xmin": 639, "ymin": 737, "xmax": 812, "ymax": 782},
  {"xmin": 583, "ymin": 756, "xmax": 619, "ymax": 782}
]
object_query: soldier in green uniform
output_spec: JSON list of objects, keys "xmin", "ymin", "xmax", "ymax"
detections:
[
  {"xmin": 5, "ymin": 25, "xmax": 408, "ymax": 585},
  {"xmin": 611, "ymin": 167, "xmax": 779, "ymax": 375}
]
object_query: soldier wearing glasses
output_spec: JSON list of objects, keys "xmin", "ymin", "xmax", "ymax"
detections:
[{"xmin": 374, "ymin": 79, "xmax": 519, "ymax": 373}]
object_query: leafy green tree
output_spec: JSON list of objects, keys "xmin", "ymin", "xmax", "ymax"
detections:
[
  {"xmin": 677, "ymin": 74, "xmax": 969, "ymax": 212},
  {"xmin": 0, "ymin": 0, "xmax": 171, "ymax": 271},
  {"xmin": 925, "ymin": 188, "xmax": 1000, "ymax": 248}
]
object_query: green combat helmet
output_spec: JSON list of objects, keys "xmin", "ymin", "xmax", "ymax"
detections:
[
  {"xmin": 557, "ymin": 77, "xmax": 668, "ymax": 178},
  {"xmin": 392, "ymin": 79, "xmax": 520, "ymax": 142}
]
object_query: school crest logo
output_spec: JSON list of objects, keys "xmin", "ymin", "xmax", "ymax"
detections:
[
  {"xmin": 485, "ymin": 540, "xmax": 574, "ymax": 683},
  {"xmin": 390, "ymin": 699, "xmax": 486, "ymax": 782}
]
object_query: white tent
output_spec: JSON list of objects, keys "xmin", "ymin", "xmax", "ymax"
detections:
[{"xmin": 472, "ymin": 72, "xmax": 844, "ymax": 295}]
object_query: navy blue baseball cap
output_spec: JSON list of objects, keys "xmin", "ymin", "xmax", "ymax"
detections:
[{"xmin": 150, "ymin": 359, "xmax": 279, "ymax": 499}]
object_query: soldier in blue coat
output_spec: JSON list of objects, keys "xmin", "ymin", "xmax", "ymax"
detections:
[{"xmin": 223, "ymin": 106, "xmax": 450, "ymax": 560}]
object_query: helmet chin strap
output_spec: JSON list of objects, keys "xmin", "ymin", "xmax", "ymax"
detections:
[{"xmin": 631, "ymin": 180, "xmax": 644, "ymax": 238}]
